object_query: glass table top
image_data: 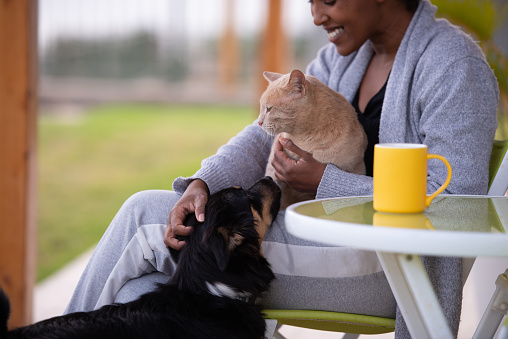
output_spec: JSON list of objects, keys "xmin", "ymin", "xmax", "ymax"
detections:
[
  {"xmin": 291, "ymin": 196, "xmax": 507, "ymax": 234},
  {"xmin": 285, "ymin": 196, "xmax": 508, "ymax": 256}
]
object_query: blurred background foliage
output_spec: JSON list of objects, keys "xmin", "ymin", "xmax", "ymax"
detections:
[{"xmin": 433, "ymin": 0, "xmax": 508, "ymax": 138}]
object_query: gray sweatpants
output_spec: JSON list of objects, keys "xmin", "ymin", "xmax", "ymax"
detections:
[
  {"xmin": 65, "ymin": 189, "xmax": 395, "ymax": 317},
  {"xmin": 64, "ymin": 189, "xmax": 462, "ymax": 338}
]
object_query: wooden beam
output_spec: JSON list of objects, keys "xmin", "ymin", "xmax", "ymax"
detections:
[{"xmin": 0, "ymin": 0, "xmax": 38, "ymax": 328}]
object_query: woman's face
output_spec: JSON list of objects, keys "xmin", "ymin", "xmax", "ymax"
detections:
[{"xmin": 310, "ymin": 0, "xmax": 382, "ymax": 56}]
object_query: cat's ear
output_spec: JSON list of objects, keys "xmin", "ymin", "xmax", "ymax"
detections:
[
  {"xmin": 288, "ymin": 69, "xmax": 306, "ymax": 95},
  {"xmin": 263, "ymin": 71, "xmax": 283, "ymax": 83}
]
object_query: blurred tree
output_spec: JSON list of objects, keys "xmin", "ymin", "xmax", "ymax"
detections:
[
  {"xmin": 41, "ymin": 31, "xmax": 187, "ymax": 81},
  {"xmin": 432, "ymin": 0, "xmax": 508, "ymax": 138}
]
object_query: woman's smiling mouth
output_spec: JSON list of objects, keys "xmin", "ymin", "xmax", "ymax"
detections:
[{"xmin": 327, "ymin": 27, "xmax": 344, "ymax": 42}]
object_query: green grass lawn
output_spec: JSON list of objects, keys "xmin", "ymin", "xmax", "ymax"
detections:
[{"xmin": 38, "ymin": 103, "xmax": 256, "ymax": 281}]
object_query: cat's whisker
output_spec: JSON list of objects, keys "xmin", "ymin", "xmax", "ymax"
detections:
[
  {"xmin": 262, "ymin": 123, "xmax": 277, "ymax": 136},
  {"xmin": 255, "ymin": 128, "xmax": 276, "ymax": 162}
]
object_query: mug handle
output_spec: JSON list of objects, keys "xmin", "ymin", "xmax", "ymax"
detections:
[{"xmin": 425, "ymin": 154, "xmax": 452, "ymax": 207}]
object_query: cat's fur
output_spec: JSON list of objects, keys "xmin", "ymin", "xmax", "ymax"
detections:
[{"xmin": 259, "ymin": 69, "xmax": 367, "ymax": 209}]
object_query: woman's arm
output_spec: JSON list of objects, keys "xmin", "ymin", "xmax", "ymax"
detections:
[
  {"xmin": 172, "ymin": 120, "xmax": 274, "ymax": 195},
  {"xmin": 167, "ymin": 121, "xmax": 274, "ymax": 249}
]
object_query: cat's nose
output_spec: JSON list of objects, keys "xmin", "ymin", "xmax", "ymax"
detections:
[{"xmin": 258, "ymin": 119, "xmax": 263, "ymax": 126}]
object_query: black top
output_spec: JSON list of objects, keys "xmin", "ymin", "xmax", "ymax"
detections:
[{"xmin": 352, "ymin": 80, "xmax": 386, "ymax": 177}]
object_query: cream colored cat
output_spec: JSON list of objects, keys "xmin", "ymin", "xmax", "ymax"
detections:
[{"xmin": 259, "ymin": 69, "xmax": 367, "ymax": 209}]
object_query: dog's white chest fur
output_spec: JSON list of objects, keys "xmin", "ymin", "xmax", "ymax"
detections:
[{"xmin": 206, "ymin": 281, "xmax": 252, "ymax": 302}]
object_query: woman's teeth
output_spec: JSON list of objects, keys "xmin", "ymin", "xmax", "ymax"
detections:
[{"xmin": 328, "ymin": 27, "xmax": 343, "ymax": 39}]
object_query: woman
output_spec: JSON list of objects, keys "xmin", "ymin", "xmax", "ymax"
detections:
[{"xmin": 66, "ymin": 0, "xmax": 498, "ymax": 337}]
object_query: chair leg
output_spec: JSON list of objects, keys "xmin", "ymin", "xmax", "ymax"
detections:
[
  {"xmin": 341, "ymin": 333, "xmax": 360, "ymax": 339},
  {"xmin": 264, "ymin": 319, "xmax": 280, "ymax": 339},
  {"xmin": 473, "ymin": 269, "xmax": 508, "ymax": 339}
]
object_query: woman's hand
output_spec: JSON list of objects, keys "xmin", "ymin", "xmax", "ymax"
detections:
[
  {"xmin": 271, "ymin": 136, "xmax": 326, "ymax": 194},
  {"xmin": 164, "ymin": 179, "xmax": 209, "ymax": 250}
]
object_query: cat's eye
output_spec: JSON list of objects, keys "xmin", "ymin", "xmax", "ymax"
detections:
[{"xmin": 266, "ymin": 106, "xmax": 272, "ymax": 113}]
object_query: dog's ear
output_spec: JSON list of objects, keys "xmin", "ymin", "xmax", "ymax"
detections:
[
  {"xmin": 169, "ymin": 213, "xmax": 199, "ymax": 263},
  {"xmin": 168, "ymin": 245, "xmax": 181, "ymax": 263},
  {"xmin": 207, "ymin": 230, "xmax": 230, "ymax": 272},
  {"xmin": 203, "ymin": 222, "xmax": 245, "ymax": 272}
]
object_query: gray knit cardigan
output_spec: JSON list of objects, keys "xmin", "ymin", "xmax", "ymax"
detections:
[{"xmin": 174, "ymin": 0, "xmax": 498, "ymax": 199}]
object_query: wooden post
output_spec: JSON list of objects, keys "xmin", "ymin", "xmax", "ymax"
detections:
[
  {"xmin": 0, "ymin": 0, "xmax": 38, "ymax": 328},
  {"xmin": 218, "ymin": 0, "xmax": 240, "ymax": 89},
  {"xmin": 258, "ymin": 0, "xmax": 290, "ymax": 104},
  {"xmin": 260, "ymin": 0, "xmax": 289, "ymax": 74}
]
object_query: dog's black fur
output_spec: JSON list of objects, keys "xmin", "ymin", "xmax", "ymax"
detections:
[{"xmin": 0, "ymin": 177, "xmax": 281, "ymax": 339}]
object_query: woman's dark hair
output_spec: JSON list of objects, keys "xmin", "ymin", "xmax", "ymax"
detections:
[{"xmin": 401, "ymin": 0, "xmax": 420, "ymax": 12}]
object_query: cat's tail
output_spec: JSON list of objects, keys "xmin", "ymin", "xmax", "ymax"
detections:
[{"xmin": 0, "ymin": 288, "xmax": 10, "ymax": 339}]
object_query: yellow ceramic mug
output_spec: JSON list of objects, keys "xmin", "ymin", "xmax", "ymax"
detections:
[{"xmin": 373, "ymin": 143, "xmax": 452, "ymax": 213}]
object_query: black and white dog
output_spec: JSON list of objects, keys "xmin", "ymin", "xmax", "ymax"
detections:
[{"xmin": 1, "ymin": 177, "xmax": 281, "ymax": 339}]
